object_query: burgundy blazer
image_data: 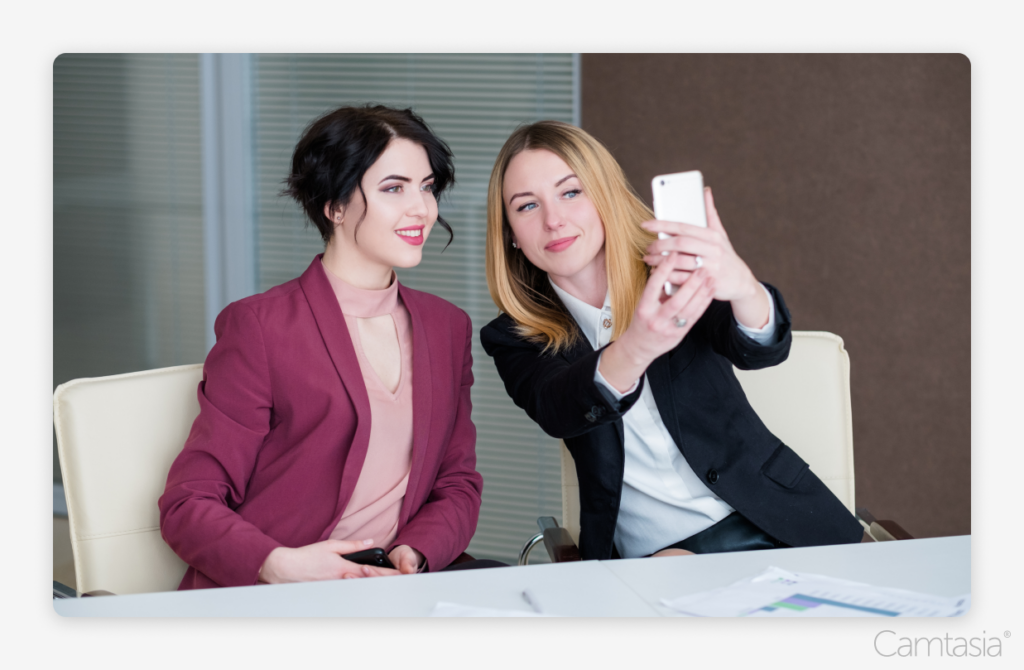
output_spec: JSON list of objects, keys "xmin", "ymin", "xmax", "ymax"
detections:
[{"xmin": 159, "ymin": 256, "xmax": 483, "ymax": 589}]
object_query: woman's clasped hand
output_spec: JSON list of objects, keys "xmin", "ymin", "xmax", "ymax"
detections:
[{"xmin": 259, "ymin": 540, "xmax": 425, "ymax": 583}]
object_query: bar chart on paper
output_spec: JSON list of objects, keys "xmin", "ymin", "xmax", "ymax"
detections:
[
  {"xmin": 662, "ymin": 567, "xmax": 970, "ymax": 618},
  {"xmin": 749, "ymin": 593, "xmax": 901, "ymax": 617}
]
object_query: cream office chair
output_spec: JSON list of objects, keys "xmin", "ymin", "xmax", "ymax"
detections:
[
  {"xmin": 53, "ymin": 364, "xmax": 202, "ymax": 595},
  {"xmin": 520, "ymin": 331, "xmax": 907, "ymax": 564}
]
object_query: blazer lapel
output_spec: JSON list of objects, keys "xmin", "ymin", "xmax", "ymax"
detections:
[
  {"xmin": 297, "ymin": 255, "xmax": 373, "ymax": 529},
  {"xmin": 397, "ymin": 284, "xmax": 433, "ymax": 525}
]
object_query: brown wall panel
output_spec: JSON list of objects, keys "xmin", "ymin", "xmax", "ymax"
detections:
[{"xmin": 581, "ymin": 54, "xmax": 969, "ymax": 539}]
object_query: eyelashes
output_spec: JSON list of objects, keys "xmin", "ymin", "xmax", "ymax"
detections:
[
  {"xmin": 381, "ymin": 182, "xmax": 436, "ymax": 194},
  {"xmin": 514, "ymin": 188, "xmax": 582, "ymax": 213}
]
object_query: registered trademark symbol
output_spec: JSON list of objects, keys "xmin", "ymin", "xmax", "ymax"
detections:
[{"xmin": 1005, "ymin": 631, "xmax": 1010, "ymax": 638}]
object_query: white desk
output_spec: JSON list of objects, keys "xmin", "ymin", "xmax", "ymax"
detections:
[
  {"xmin": 603, "ymin": 535, "xmax": 970, "ymax": 616},
  {"xmin": 53, "ymin": 536, "xmax": 969, "ymax": 617},
  {"xmin": 53, "ymin": 558, "xmax": 659, "ymax": 617}
]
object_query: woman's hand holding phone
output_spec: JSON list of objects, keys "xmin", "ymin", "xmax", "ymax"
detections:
[
  {"xmin": 597, "ymin": 259, "xmax": 716, "ymax": 393},
  {"xmin": 388, "ymin": 545, "xmax": 425, "ymax": 575},
  {"xmin": 346, "ymin": 544, "xmax": 426, "ymax": 578},
  {"xmin": 259, "ymin": 540, "xmax": 426, "ymax": 582},
  {"xmin": 642, "ymin": 187, "xmax": 770, "ymax": 330},
  {"xmin": 258, "ymin": 538, "xmax": 379, "ymax": 584}
]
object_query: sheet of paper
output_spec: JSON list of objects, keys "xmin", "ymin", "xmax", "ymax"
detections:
[
  {"xmin": 661, "ymin": 566, "xmax": 970, "ymax": 617},
  {"xmin": 429, "ymin": 601, "xmax": 554, "ymax": 617}
]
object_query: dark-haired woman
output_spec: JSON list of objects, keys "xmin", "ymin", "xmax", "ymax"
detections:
[
  {"xmin": 480, "ymin": 121, "xmax": 863, "ymax": 562},
  {"xmin": 160, "ymin": 106, "xmax": 492, "ymax": 589}
]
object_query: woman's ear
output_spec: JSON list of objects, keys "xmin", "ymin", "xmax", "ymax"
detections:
[{"xmin": 324, "ymin": 201, "xmax": 344, "ymax": 229}]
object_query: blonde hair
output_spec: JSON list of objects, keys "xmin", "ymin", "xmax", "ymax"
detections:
[{"xmin": 485, "ymin": 121, "xmax": 656, "ymax": 354}]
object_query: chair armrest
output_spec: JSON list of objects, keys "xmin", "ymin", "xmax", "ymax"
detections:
[
  {"xmin": 519, "ymin": 517, "xmax": 582, "ymax": 565},
  {"xmin": 52, "ymin": 581, "xmax": 116, "ymax": 599},
  {"xmin": 543, "ymin": 526, "xmax": 581, "ymax": 563},
  {"xmin": 856, "ymin": 507, "xmax": 914, "ymax": 541},
  {"xmin": 537, "ymin": 516, "xmax": 581, "ymax": 563},
  {"xmin": 872, "ymin": 519, "xmax": 914, "ymax": 541},
  {"xmin": 53, "ymin": 581, "xmax": 77, "ymax": 599}
]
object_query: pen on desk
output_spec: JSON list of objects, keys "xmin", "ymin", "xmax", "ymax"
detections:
[{"xmin": 522, "ymin": 587, "xmax": 545, "ymax": 615}]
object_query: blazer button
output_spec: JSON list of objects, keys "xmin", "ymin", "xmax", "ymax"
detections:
[
  {"xmin": 585, "ymin": 411, "xmax": 596, "ymax": 422},
  {"xmin": 706, "ymin": 469, "xmax": 719, "ymax": 485},
  {"xmin": 591, "ymin": 405, "xmax": 604, "ymax": 418}
]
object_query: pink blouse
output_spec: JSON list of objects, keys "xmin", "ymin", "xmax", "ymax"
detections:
[{"xmin": 323, "ymin": 266, "xmax": 414, "ymax": 550}]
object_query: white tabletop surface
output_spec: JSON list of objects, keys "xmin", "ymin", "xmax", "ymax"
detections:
[
  {"xmin": 53, "ymin": 558, "xmax": 659, "ymax": 617},
  {"xmin": 602, "ymin": 535, "xmax": 970, "ymax": 616},
  {"xmin": 53, "ymin": 536, "xmax": 969, "ymax": 618}
]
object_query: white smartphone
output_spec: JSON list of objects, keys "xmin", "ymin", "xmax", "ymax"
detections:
[{"xmin": 651, "ymin": 170, "xmax": 708, "ymax": 295}]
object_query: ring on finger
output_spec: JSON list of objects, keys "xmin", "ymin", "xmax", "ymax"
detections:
[
  {"xmin": 674, "ymin": 317, "xmax": 688, "ymax": 328},
  {"xmin": 694, "ymin": 255, "xmax": 703, "ymax": 270}
]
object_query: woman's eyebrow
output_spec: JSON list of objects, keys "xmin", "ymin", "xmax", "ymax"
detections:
[
  {"xmin": 509, "ymin": 174, "xmax": 578, "ymax": 205},
  {"xmin": 378, "ymin": 174, "xmax": 411, "ymax": 184},
  {"xmin": 508, "ymin": 190, "xmax": 534, "ymax": 205},
  {"xmin": 421, "ymin": 173, "xmax": 435, "ymax": 182}
]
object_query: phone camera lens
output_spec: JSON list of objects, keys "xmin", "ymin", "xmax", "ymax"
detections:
[{"xmin": 660, "ymin": 180, "xmax": 665, "ymax": 186}]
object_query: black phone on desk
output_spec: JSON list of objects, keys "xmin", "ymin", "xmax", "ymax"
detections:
[{"xmin": 342, "ymin": 547, "xmax": 397, "ymax": 570}]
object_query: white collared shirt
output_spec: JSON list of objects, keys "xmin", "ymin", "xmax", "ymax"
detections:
[{"xmin": 549, "ymin": 279, "xmax": 778, "ymax": 557}]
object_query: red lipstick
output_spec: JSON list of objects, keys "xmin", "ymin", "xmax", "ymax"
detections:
[{"xmin": 395, "ymin": 226, "xmax": 425, "ymax": 246}]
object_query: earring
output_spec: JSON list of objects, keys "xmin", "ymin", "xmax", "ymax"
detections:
[{"xmin": 511, "ymin": 241, "xmax": 518, "ymax": 249}]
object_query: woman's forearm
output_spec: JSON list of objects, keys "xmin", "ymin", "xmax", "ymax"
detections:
[
  {"xmin": 729, "ymin": 277, "xmax": 770, "ymax": 330},
  {"xmin": 596, "ymin": 334, "xmax": 649, "ymax": 394}
]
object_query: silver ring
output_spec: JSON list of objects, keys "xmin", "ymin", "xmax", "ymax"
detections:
[
  {"xmin": 694, "ymin": 255, "xmax": 703, "ymax": 269},
  {"xmin": 674, "ymin": 317, "xmax": 687, "ymax": 328}
]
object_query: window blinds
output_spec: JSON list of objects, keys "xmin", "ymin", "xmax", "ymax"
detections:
[
  {"xmin": 53, "ymin": 54, "xmax": 206, "ymax": 481},
  {"xmin": 252, "ymin": 54, "xmax": 575, "ymax": 563}
]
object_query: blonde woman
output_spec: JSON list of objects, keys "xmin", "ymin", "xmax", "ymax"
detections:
[{"xmin": 480, "ymin": 121, "xmax": 862, "ymax": 561}]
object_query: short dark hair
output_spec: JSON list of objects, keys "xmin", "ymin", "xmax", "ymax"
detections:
[{"xmin": 282, "ymin": 104, "xmax": 455, "ymax": 245}]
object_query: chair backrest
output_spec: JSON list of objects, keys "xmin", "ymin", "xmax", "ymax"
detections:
[
  {"xmin": 53, "ymin": 364, "xmax": 203, "ymax": 594},
  {"xmin": 560, "ymin": 331, "xmax": 855, "ymax": 545}
]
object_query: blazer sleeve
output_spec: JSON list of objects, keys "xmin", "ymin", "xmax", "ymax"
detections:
[
  {"xmin": 698, "ymin": 282, "xmax": 793, "ymax": 371},
  {"xmin": 158, "ymin": 301, "xmax": 284, "ymax": 587},
  {"xmin": 480, "ymin": 315, "xmax": 646, "ymax": 441},
  {"xmin": 389, "ymin": 311, "xmax": 483, "ymax": 572}
]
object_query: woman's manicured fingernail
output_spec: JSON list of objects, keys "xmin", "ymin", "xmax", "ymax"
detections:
[{"xmin": 363, "ymin": 538, "xmax": 373, "ymax": 546}]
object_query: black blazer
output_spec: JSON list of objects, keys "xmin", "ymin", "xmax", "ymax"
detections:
[{"xmin": 480, "ymin": 284, "xmax": 863, "ymax": 560}]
